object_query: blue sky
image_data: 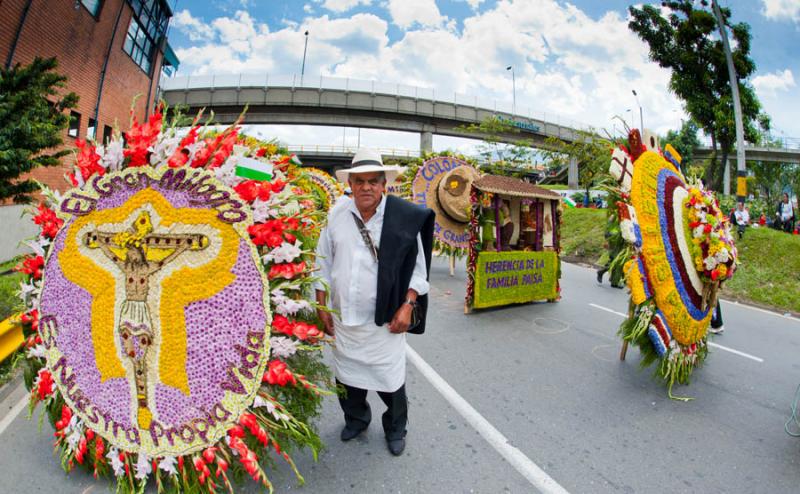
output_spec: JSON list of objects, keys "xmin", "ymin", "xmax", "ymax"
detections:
[{"xmin": 165, "ymin": 0, "xmax": 800, "ymax": 152}]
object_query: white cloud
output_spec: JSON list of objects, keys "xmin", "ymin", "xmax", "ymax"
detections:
[
  {"xmin": 752, "ymin": 69, "xmax": 796, "ymax": 97},
  {"xmin": 457, "ymin": 0, "xmax": 485, "ymax": 10},
  {"xmin": 171, "ymin": 0, "xmax": 690, "ymax": 145},
  {"xmin": 304, "ymin": 4, "xmax": 314, "ymax": 13},
  {"xmin": 761, "ymin": 0, "xmax": 800, "ymax": 23},
  {"xmin": 321, "ymin": 0, "xmax": 372, "ymax": 13},
  {"xmin": 387, "ymin": 0, "xmax": 445, "ymax": 29},
  {"xmin": 171, "ymin": 10, "xmax": 216, "ymax": 42}
]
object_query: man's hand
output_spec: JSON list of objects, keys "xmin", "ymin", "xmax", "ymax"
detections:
[
  {"xmin": 318, "ymin": 309, "xmax": 334, "ymax": 336},
  {"xmin": 315, "ymin": 289, "xmax": 334, "ymax": 336},
  {"xmin": 388, "ymin": 304, "xmax": 413, "ymax": 334}
]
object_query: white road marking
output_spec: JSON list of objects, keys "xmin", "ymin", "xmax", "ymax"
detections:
[
  {"xmin": 0, "ymin": 393, "xmax": 29, "ymax": 437},
  {"xmin": 588, "ymin": 303, "xmax": 764, "ymax": 363},
  {"xmin": 406, "ymin": 344, "xmax": 570, "ymax": 494},
  {"xmin": 589, "ymin": 303, "xmax": 627, "ymax": 318},
  {"xmin": 720, "ymin": 299, "xmax": 800, "ymax": 323}
]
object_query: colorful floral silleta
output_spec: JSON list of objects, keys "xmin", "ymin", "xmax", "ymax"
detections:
[
  {"xmin": 607, "ymin": 129, "xmax": 737, "ymax": 400},
  {"xmin": 15, "ymin": 106, "xmax": 334, "ymax": 493}
]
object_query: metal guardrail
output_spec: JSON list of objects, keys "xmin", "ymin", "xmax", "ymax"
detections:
[
  {"xmin": 160, "ymin": 73, "xmax": 595, "ymax": 134},
  {"xmin": 0, "ymin": 315, "xmax": 23, "ymax": 363}
]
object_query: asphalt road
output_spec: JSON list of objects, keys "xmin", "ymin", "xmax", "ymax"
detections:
[{"xmin": 1, "ymin": 258, "xmax": 799, "ymax": 493}]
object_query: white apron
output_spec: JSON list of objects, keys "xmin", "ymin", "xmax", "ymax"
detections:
[{"xmin": 332, "ymin": 316, "xmax": 406, "ymax": 393}]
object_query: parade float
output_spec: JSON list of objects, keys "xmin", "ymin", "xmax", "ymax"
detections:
[
  {"xmin": 608, "ymin": 129, "xmax": 737, "ymax": 400},
  {"xmin": 464, "ymin": 174, "xmax": 562, "ymax": 313},
  {"xmin": 13, "ymin": 107, "xmax": 335, "ymax": 492}
]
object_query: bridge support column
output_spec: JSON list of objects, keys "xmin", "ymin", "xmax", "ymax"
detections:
[
  {"xmin": 723, "ymin": 158, "xmax": 731, "ymax": 196},
  {"xmin": 567, "ymin": 157, "xmax": 579, "ymax": 190},
  {"xmin": 420, "ymin": 131, "xmax": 433, "ymax": 153}
]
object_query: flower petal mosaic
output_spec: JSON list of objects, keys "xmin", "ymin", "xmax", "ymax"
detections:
[
  {"xmin": 15, "ymin": 106, "xmax": 335, "ymax": 493},
  {"xmin": 607, "ymin": 129, "xmax": 737, "ymax": 399}
]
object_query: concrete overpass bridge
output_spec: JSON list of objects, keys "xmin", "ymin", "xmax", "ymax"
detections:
[
  {"xmin": 158, "ymin": 74, "xmax": 590, "ymax": 154},
  {"xmin": 694, "ymin": 145, "xmax": 800, "ymax": 164}
]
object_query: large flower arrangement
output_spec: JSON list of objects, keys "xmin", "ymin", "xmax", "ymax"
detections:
[
  {"xmin": 15, "ymin": 106, "xmax": 334, "ymax": 492},
  {"xmin": 398, "ymin": 152, "xmax": 478, "ymax": 258},
  {"xmin": 608, "ymin": 129, "xmax": 737, "ymax": 400}
]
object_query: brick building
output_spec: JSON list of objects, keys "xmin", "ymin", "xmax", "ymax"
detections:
[
  {"xmin": 2, "ymin": 0, "xmax": 178, "ymax": 192},
  {"xmin": 0, "ymin": 0, "xmax": 178, "ymax": 259}
]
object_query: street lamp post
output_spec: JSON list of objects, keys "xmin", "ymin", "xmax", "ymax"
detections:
[
  {"xmin": 632, "ymin": 90, "xmax": 643, "ymax": 131},
  {"xmin": 506, "ymin": 65, "xmax": 516, "ymax": 116},
  {"xmin": 712, "ymin": 0, "xmax": 746, "ymax": 203},
  {"xmin": 300, "ymin": 30, "xmax": 309, "ymax": 86}
]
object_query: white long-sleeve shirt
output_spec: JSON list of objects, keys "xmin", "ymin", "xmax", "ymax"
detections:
[{"xmin": 314, "ymin": 195, "xmax": 429, "ymax": 326}]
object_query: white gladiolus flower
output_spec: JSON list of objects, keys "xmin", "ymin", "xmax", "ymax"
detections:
[
  {"xmin": 158, "ymin": 456, "xmax": 178, "ymax": 476},
  {"xmin": 108, "ymin": 448, "xmax": 125, "ymax": 477},
  {"xmin": 134, "ymin": 453, "xmax": 152, "ymax": 480},
  {"xmin": 264, "ymin": 241, "xmax": 303, "ymax": 265},
  {"xmin": 269, "ymin": 336, "xmax": 298, "ymax": 358},
  {"xmin": 100, "ymin": 139, "xmax": 125, "ymax": 171}
]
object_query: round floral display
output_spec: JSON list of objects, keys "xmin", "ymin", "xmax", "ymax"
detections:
[{"xmin": 38, "ymin": 166, "xmax": 270, "ymax": 457}]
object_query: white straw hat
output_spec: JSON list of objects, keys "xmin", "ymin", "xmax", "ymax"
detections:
[{"xmin": 335, "ymin": 148, "xmax": 403, "ymax": 183}]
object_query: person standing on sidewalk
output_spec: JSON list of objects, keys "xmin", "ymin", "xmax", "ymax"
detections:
[{"xmin": 314, "ymin": 149, "xmax": 435, "ymax": 456}]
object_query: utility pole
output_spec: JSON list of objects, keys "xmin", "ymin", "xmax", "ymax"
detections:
[
  {"xmin": 300, "ymin": 30, "xmax": 309, "ymax": 86},
  {"xmin": 712, "ymin": 0, "xmax": 746, "ymax": 203}
]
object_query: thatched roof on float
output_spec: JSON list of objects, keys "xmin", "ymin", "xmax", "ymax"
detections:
[{"xmin": 473, "ymin": 175, "xmax": 562, "ymax": 200}]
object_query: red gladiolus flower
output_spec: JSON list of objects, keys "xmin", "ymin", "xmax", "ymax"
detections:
[
  {"xmin": 272, "ymin": 315, "xmax": 294, "ymax": 336},
  {"xmin": 292, "ymin": 322, "xmax": 322, "ymax": 342},
  {"xmin": 74, "ymin": 139, "xmax": 105, "ymax": 181},
  {"xmin": 264, "ymin": 360, "xmax": 296, "ymax": 386},
  {"xmin": 227, "ymin": 425, "xmax": 245, "ymax": 439},
  {"xmin": 21, "ymin": 309, "xmax": 39, "ymax": 331},
  {"xmin": 17, "ymin": 255, "xmax": 44, "ymax": 280},
  {"xmin": 234, "ymin": 180, "xmax": 271, "ymax": 203},
  {"xmin": 33, "ymin": 203, "xmax": 64, "ymax": 239},
  {"xmin": 55, "ymin": 405, "xmax": 73, "ymax": 433},
  {"xmin": 703, "ymin": 224, "xmax": 712, "ymax": 234},
  {"xmin": 249, "ymin": 220, "xmax": 286, "ymax": 247},
  {"xmin": 270, "ymin": 179, "xmax": 286, "ymax": 193},
  {"xmin": 167, "ymin": 125, "xmax": 201, "ymax": 168},
  {"xmin": 268, "ymin": 261, "xmax": 306, "ymax": 280},
  {"xmin": 36, "ymin": 369, "xmax": 54, "ymax": 400},
  {"xmin": 202, "ymin": 447, "xmax": 217, "ymax": 464},
  {"xmin": 76, "ymin": 436, "xmax": 88, "ymax": 464},
  {"xmin": 124, "ymin": 110, "xmax": 163, "ymax": 167},
  {"xmin": 95, "ymin": 437, "xmax": 105, "ymax": 462}
]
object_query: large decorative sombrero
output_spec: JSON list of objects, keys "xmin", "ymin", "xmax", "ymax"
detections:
[
  {"xmin": 609, "ymin": 129, "xmax": 737, "ymax": 397},
  {"xmin": 411, "ymin": 156, "xmax": 480, "ymax": 250}
]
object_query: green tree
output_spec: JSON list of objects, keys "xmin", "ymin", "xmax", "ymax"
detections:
[
  {"xmin": 663, "ymin": 119, "xmax": 701, "ymax": 165},
  {"xmin": 540, "ymin": 130, "xmax": 613, "ymax": 199},
  {"xmin": 457, "ymin": 116, "xmax": 535, "ymax": 164},
  {"xmin": 628, "ymin": 1, "xmax": 770, "ymax": 192},
  {"xmin": 0, "ymin": 57, "xmax": 78, "ymax": 203}
]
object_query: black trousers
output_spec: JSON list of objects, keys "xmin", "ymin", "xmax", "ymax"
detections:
[
  {"xmin": 711, "ymin": 303, "xmax": 723, "ymax": 329},
  {"xmin": 337, "ymin": 379, "xmax": 408, "ymax": 440}
]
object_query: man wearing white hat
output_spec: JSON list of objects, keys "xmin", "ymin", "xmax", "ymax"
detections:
[{"xmin": 315, "ymin": 148, "xmax": 435, "ymax": 456}]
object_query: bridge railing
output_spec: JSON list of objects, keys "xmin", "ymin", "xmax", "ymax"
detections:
[
  {"xmin": 160, "ymin": 73, "xmax": 595, "ymax": 134},
  {"xmin": 287, "ymin": 145, "xmax": 421, "ymax": 158}
]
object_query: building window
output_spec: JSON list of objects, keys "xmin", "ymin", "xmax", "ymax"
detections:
[
  {"xmin": 87, "ymin": 118, "xmax": 96, "ymax": 140},
  {"xmin": 80, "ymin": 0, "xmax": 102, "ymax": 17},
  {"xmin": 68, "ymin": 111, "xmax": 81, "ymax": 138},
  {"xmin": 123, "ymin": 0, "xmax": 169, "ymax": 74},
  {"xmin": 103, "ymin": 125, "xmax": 113, "ymax": 145}
]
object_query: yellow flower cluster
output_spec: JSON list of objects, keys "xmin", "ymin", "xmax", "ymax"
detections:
[{"xmin": 630, "ymin": 151, "xmax": 712, "ymax": 346}]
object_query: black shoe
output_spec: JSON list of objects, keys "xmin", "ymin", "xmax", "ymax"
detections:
[
  {"xmin": 340, "ymin": 425, "xmax": 365, "ymax": 442},
  {"xmin": 387, "ymin": 438, "xmax": 405, "ymax": 456},
  {"xmin": 596, "ymin": 271, "xmax": 603, "ymax": 284}
]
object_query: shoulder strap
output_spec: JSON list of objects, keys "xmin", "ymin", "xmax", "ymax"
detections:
[{"xmin": 351, "ymin": 212, "xmax": 379, "ymax": 262}]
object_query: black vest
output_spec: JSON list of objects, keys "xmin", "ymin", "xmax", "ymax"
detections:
[{"xmin": 374, "ymin": 195, "xmax": 435, "ymax": 334}]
